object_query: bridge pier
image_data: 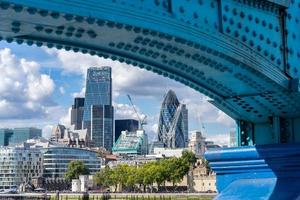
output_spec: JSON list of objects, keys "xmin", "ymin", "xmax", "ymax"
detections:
[{"xmin": 205, "ymin": 144, "xmax": 300, "ymax": 200}]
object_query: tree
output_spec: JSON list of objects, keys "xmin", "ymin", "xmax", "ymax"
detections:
[
  {"xmin": 181, "ymin": 150, "xmax": 197, "ymax": 165},
  {"xmin": 65, "ymin": 160, "xmax": 90, "ymax": 181},
  {"xmin": 94, "ymin": 166, "xmax": 113, "ymax": 187}
]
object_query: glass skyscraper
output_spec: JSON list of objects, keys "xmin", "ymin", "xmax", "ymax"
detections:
[
  {"xmin": 158, "ymin": 90, "xmax": 188, "ymax": 148},
  {"xmin": 71, "ymin": 97, "xmax": 85, "ymax": 130},
  {"xmin": 83, "ymin": 67, "xmax": 114, "ymax": 150}
]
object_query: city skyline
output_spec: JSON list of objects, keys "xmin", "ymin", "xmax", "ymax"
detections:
[{"xmin": 0, "ymin": 41, "xmax": 234, "ymax": 146}]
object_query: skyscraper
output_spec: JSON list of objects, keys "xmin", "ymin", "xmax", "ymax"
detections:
[
  {"xmin": 157, "ymin": 90, "xmax": 188, "ymax": 148},
  {"xmin": 71, "ymin": 97, "xmax": 85, "ymax": 130},
  {"xmin": 115, "ymin": 119, "xmax": 139, "ymax": 142},
  {"xmin": 91, "ymin": 105, "xmax": 114, "ymax": 150},
  {"xmin": 83, "ymin": 67, "xmax": 114, "ymax": 150}
]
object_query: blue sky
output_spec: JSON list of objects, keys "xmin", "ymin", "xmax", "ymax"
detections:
[{"xmin": 0, "ymin": 41, "xmax": 235, "ymax": 145}]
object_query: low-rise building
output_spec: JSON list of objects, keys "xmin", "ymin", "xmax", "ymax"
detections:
[
  {"xmin": 188, "ymin": 131, "xmax": 206, "ymax": 156},
  {"xmin": 192, "ymin": 159, "xmax": 216, "ymax": 193},
  {"xmin": 42, "ymin": 147, "xmax": 102, "ymax": 180},
  {"xmin": 112, "ymin": 130, "xmax": 148, "ymax": 155},
  {"xmin": 50, "ymin": 124, "xmax": 88, "ymax": 148},
  {"xmin": 0, "ymin": 146, "xmax": 43, "ymax": 190}
]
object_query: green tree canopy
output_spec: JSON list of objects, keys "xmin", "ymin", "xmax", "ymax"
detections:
[{"xmin": 65, "ymin": 160, "xmax": 90, "ymax": 181}]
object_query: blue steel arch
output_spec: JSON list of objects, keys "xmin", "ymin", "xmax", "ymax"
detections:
[{"xmin": 0, "ymin": 0, "xmax": 299, "ymax": 146}]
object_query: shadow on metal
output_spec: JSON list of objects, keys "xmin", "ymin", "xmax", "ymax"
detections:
[{"xmin": 205, "ymin": 144, "xmax": 300, "ymax": 200}]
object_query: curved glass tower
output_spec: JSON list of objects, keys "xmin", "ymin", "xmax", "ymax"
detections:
[{"xmin": 158, "ymin": 90, "xmax": 188, "ymax": 148}]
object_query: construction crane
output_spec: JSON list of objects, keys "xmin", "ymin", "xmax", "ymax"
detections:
[{"xmin": 127, "ymin": 94, "xmax": 147, "ymax": 130}]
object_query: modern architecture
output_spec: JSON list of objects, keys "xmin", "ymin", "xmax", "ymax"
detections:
[
  {"xmin": 112, "ymin": 130, "xmax": 148, "ymax": 155},
  {"xmin": 71, "ymin": 97, "xmax": 85, "ymax": 130},
  {"xmin": 91, "ymin": 105, "xmax": 114, "ymax": 150},
  {"xmin": 115, "ymin": 119, "xmax": 139, "ymax": 142},
  {"xmin": 0, "ymin": 129, "xmax": 13, "ymax": 146},
  {"xmin": 83, "ymin": 67, "xmax": 114, "ymax": 150},
  {"xmin": 0, "ymin": 147, "xmax": 43, "ymax": 190},
  {"xmin": 42, "ymin": 147, "xmax": 102, "ymax": 180},
  {"xmin": 158, "ymin": 90, "xmax": 188, "ymax": 148},
  {"xmin": 8, "ymin": 127, "xmax": 42, "ymax": 145}
]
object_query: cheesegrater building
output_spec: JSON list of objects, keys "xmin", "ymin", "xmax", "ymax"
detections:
[
  {"xmin": 83, "ymin": 67, "xmax": 114, "ymax": 150},
  {"xmin": 158, "ymin": 90, "xmax": 188, "ymax": 148}
]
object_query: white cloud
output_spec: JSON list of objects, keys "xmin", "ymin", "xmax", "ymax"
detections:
[
  {"xmin": 59, "ymin": 107, "xmax": 72, "ymax": 127},
  {"xmin": 206, "ymin": 133, "xmax": 230, "ymax": 146},
  {"xmin": 42, "ymin": 125, "xmax": 53, "ymax": 139},
  {"xmin": 59, "ymin": 86, "xmax": 65, "ymax": 95},
  {"xmin": 43, "ymin": 48, "xmax": 235, "ymax": 135},
  {"xmin": 0, "ymin": 48, "xmax": 55, "ymax": 119}
]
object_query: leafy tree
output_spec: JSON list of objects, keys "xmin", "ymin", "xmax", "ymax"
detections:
[
  {"xmin": 181, "ymin": 150, "xmax": 197, "ymax": 165},
  {"xmin": 94, "ymin": 166, "xmax": 113, "ymax": 187},
  {"xmin": 65, "ymin": 160, "xmax": 90, "ymax": 181}
]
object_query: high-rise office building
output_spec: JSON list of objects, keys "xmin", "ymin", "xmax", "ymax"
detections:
[
  {"xmin": 115, "ymin": 119, "xmax": 139, "ymax": 142},
  {"xmin": 157, "ymin": 90, "xmax": 188, "ymax": 148},
  {"xmin": 71, "ymin": 97, "xmax": 85, "ymax": 130},
  {"xmin": 9, "ymin": 127, "xmax": 42, "ymax": 145},
  {"xmin": 0, "ymin": 129, "xmax": 13, "ymax": 146},
  {"xmin": 83, "ymin": 67, "xmax": 114, "ymax": 150},
  {"xmin": 91, "ymin": 105, "xmax": 114, "ymax": 150}
]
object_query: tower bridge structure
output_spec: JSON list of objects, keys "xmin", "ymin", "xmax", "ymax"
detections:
[{"xmin": 0, "ymin": 0, "xmax": 299, "ymax": 199}]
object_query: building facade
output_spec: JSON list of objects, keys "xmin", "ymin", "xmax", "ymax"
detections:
[
  {"xmin": 91, "ymin": 105, "xmax": 114, "ymax": 150},
  {"xmin": 112, "ymin": 130, "xmax": 148, "ymax": 155},
  {"xmin": 71, "ymin": 97, "xmax": 85, "ymax": 130},
  {"xmin": 42, "ymin": 147, "xmax": 102, "ymax": 180},
  {"xmin": 188, "ymin": 131, "xmax": 206, "ymax": 156},
  {"xmin": 0, "ymin": 147, "xmax": 43, "ymax": 190},
  {"xmin": 7, "ymin": 127, "xmax": 42, "ymax": 145},
  {"xmin": 50, "ymin": 124, "xmax": 88, "ymax": 148},
  {"xmin": 158, "ymin": 90, "xmax": 188, "ymax": 148},
  {"xmin": 115, "ymin": 119, "xmax": 139, "ymax": 142},
  {"xmin": 83, "ymin": 67, "xmax": 114, "ymax": 150},
  {"xmin": 0, "ymin": 129, "xmax": 13, "ymax": 146}
]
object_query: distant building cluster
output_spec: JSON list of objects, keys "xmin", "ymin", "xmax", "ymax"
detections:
[{"xmin": 0, "ymin": 66, "xmax": 228, "ymax": 193}]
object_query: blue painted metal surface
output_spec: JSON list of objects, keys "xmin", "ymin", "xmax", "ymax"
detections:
[
  {"xmin": 205, "ymin": 144, "xmax": 300, "ymax": 199},
  {"xmin": 0, "ymin": 0, "xmax": 300, "ymax": 198}
]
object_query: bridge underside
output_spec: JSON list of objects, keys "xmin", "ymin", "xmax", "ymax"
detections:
[
  {"xmin": 0, "ymin": 0, "xmax": 299, "ymax": 146},
  {"xmin": 1, "ymin": 0, "xmax": 300, "ymax": 198}
]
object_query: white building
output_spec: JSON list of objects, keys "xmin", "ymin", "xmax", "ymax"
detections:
[
  {"xmin": 72, "ymin": 175, "xmax": 94, "ymax": 192},
  {"xmin": 188, "ymin": 131, "xmax": 206, "ymax": 156},
  {"xmin": 0, "ymin": 147, "xmax": 43, "ymax": 190}
]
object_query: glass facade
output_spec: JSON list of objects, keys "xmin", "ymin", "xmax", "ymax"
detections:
[
  {"xmin": 112, "ymin": 130, "xmax": 148, "ymax": 155},
  {"xmin": 42, "ymin": 147, "xmax": 102, "ymax": 180},
  {"xmin": 115, "ymin": 119, "xmax": 139, "ymax": 142},
  {"xmin": 71, "ymin": 97, "xmax": 85, "ymax": 130},
  {"xmin": 158, "ymin": 90, "xmax": 188, "ymax": 148},
  {"xmin": 0, "ymin": 129, "xmax": 13, "ymax": 147},
  {"xmin": 83, "ymin": 67, "xmax": 113, "ymax": 150},
  {"xmin": 0, "ymin": 147, "xmax": 43, "ymax": 189},
  {"xmin": 9, "ymin": 127, "xmax": 42, "ymax": 145},
  {"xmin": 91, "ymin": 105, "xmax": 114, "ymax": 150}
]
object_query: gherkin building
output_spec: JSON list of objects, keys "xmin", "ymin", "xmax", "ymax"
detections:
[{"xmin": 158, "ymin": 90, "xmax": 188, "ymax": 148}]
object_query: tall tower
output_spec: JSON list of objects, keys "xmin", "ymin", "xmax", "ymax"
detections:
[
  {"xmin": 83, "ymin": 67, "xmax": 114, "ymax": 150},
  {"xmin": 157, "ymin": 90, "xmax": 188, "ymax": 148},
  {"xmin": 71, "ymin": 97, "xmax": 85, "ymax": 130}
]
